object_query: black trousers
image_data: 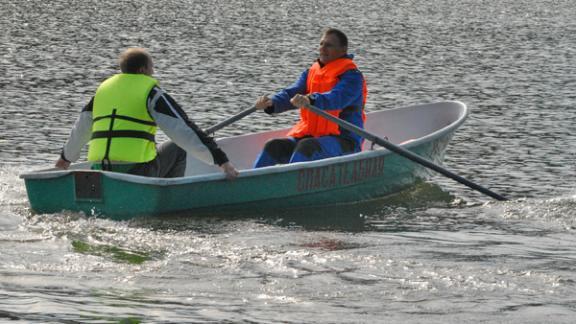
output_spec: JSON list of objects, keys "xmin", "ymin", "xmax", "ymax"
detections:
[{"xmin": 125, "ymin": 141, "xmax": 187, "ymax": 178}]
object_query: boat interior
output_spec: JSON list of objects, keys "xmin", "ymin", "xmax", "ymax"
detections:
[
  {"xmin": 184, "ymin": 101, "xmax": 468, "ymax": 176},
  {"xmin": 52, "ymin": 101, "xmax": 466, "ymax": 178}
]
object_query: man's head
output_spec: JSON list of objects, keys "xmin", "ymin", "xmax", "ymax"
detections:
[
  {"xmin": 318, "ymin": 28, "xmax": 348, "ymax": 65},
  {"xmin": 119, "ymin": 48, "xmax": 154, "ymax": 75}
]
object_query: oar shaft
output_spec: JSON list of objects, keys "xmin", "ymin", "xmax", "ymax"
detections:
[
  {"xmin": 205, "ymin": 107, "xmax": 257, "ymax": 135},
  {"xmin": 303, "ymin": 104, "xmax": 508, "ymax": 201}
]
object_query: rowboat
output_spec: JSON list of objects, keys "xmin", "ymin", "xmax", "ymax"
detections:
[{"xmin": 20, "ymin": 101, "xmax": 468, "ymax": 220}]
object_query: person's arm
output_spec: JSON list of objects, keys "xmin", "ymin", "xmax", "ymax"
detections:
[
  {"xmin": 308, "ymin": 69, "xmax": 364, "ymax": 111},
  {"xmin": 289, "ymin": 69, "xmax": 364, "ymax": 111},
  {"xmin": 148, "ymin": 87, "xmax": 238, "ymax": 179},
  {"xmin": 254, "ymin": 70, "xmax": 309, "ymax": 113},
  {"xmin": 55, "ymin": 98, "xmax": 94, "ymax": 169}
]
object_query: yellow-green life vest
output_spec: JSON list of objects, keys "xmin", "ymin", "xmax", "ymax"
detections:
[{"xmin": 87, "ymin": 74, "xmax": 158, "ymax": 164}]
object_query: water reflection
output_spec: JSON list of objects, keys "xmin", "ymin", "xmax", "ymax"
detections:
[{"xmin": 131, "ymin": 181, "xmax": 456, "ymax": 232}]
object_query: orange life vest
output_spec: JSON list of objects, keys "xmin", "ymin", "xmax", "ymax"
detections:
[{"xmin": 287, "ymin": 57, "xmax": 367, "ymax": 138}]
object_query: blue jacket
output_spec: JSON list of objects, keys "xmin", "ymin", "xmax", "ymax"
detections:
[{"xmin": 266, "ymin": 54, "xmax": 366, "ymax": 147}]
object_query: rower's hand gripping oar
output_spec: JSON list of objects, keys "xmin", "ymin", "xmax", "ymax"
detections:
[
  {"xmin": 302, "ymin": 103, "xmax": 508, "ymax": 201},
  {"xmin": 205, "ymin": 107, "xmax": 258, "ymax": 135}
]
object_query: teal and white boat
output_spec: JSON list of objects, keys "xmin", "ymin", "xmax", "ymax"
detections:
[{"xmin": 21, "ymin": 101, "xmax": 468, "ymax": 220}]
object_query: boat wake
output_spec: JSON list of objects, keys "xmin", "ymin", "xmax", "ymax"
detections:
[
  {"xmin": 0, "ymin": 164, "xmax": 29, "ymax": 206},
  {"xmin": 498, "ymin": 193, "xmax": 576, "ymax": 231},
  {"xmin": 0, "ymin": 164, "xmax": 32, "ymax": 231}
]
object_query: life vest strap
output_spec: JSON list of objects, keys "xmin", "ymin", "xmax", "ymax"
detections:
[
  {"xmin": 91, "ymin": 130, "xmax": 155, "ymax": 142},
  {"xmin": 93, "ymin": 114, "xmax": 157, "ymax": 126},
  {"xmin": 100, "ymin": 109, "xmax": 117, "ymax": 171}
]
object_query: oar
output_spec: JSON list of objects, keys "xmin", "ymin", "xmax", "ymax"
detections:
[
  {"xmin": 303, "ymin": 103, "xmax": 508, "ymax": 201},
  {"xmin": 205, "ymin": 106, "xmax": 257, "ymax": 135}
]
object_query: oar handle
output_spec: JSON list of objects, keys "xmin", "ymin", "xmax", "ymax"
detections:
[
  {"xmin": 302, "ymin": 103, "xmax": 508, "ymax": 201},
  {"xmin": 205, "ymin": 107, "xmax": 258, "ymax": 135}
]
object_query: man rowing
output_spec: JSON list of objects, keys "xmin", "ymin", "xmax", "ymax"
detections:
[
  {"xmin": 253, "ymin": 28, "xmax": 368, "ymax": 168},
  {"xmin": 55, "ymin": 48, "xmax": 238, "ymax": 179}
]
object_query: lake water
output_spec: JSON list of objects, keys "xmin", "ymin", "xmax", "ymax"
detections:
[{"xmin": 2, "ymin": 0, "xmax": 576, "ymax": 322}]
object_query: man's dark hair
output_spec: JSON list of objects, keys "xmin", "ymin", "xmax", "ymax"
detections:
[
  {"xmin": 324, "ymin": 28, "xmax": 348, "ymax": 49},
  {"xmin": 119, "ymin": 48, "xmax": 152, "ymax": 74}
]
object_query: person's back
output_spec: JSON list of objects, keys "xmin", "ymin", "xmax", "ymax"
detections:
[
  {"xmin": 55, "ymin": 48, "xmax": 238, "ymax": 179},
  {"xmin": 89, "ymin": 73, "xmax": 159, "ymax": 170}
]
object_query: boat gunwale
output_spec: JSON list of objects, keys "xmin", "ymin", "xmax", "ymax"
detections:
[{"xmin": 20, "ymin": 101, "xmax": 468, "ymax": 185}]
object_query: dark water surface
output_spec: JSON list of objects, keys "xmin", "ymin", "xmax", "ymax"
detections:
[{"xmin": 2, "ymin": 0, "xmax": 576, "ymax": 322}]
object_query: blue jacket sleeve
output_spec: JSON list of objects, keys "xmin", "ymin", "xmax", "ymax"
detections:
[
  {"xmin": 267, "ymin": 70, "xmax": 309, "ymax": 114},
  {"xmin": 311, "ymin": 69, "xmax": 364, "ymax": 111}
]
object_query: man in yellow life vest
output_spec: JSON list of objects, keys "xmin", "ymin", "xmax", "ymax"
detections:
[
  {"xmin": 55, "ymin": 48, "xmax": 238, "ymax": 179},
  {"xmin": 253, "ymin": 28, "xmax": 367, "ymax": 168}
]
